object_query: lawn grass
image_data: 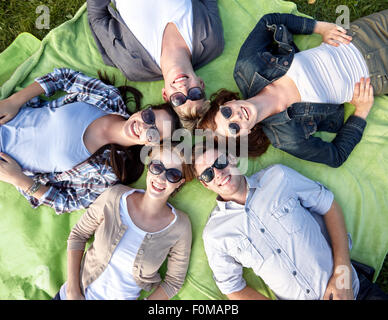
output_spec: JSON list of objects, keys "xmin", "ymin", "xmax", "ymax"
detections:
[{"xmin": 1, "ymin": 0, "xmax": 388, "ymax": 295}]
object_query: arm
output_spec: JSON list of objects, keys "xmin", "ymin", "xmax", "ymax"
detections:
[
  {"xmin": 0, "ymin": 82, "xmax": 45, "ymax": 125},
  {"xmin": 279, "ymin": 78, "xmax": 373, "ymax": 168},
  {"xmin": 151, "ymin": 216, "xmax": 192, "ymax": 300},
  {"xmin": 227, "ymin": 285, "xmax": 270, "ymax": 300},
  {"xmin": 322, "ymin": 201, "xmax": 354, "ymax": 300},
  {"xmin": 66, "ymin": 194, "xmax": 106, "ymax": 299}
]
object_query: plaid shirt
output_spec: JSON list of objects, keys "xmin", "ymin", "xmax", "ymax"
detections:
[{"xmin": 19, "ymin": 68, "xmax": 131, "ymax": 214}]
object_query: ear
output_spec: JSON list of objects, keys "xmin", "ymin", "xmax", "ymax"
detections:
[
  {"xmin": 178, "ymin": 178, "xmax": 186, "ymax": 188},
  {"xmin": 199, "ymin": 77, "xmax": 205, "ymax": 90},
  {"xmin": 161, "ymin": 88, "xmax": 168, "ymax": 102}
]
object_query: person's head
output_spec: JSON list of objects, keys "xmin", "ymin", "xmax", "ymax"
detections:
[
  {"xmin": 197, "ymin": 89, "xmax": 270, "ymax": 157},
  {"xmin": 146, "ymin": 143, "xmax": 194, "ymax": 200},
  {"xmin": 161, "ymin": 71, "xmax": 210, "ymax": 131},
  {"xmin": 192, "ymin": 141, "xmax": 244, "ymax": 198},
  {"xmin": 124, "ymin": 103, "xmax": 181, "ymax": 146}
]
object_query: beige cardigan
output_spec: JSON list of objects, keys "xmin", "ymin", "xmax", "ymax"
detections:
[{"xmin": 67, "ymin": 184, "xmax": 192, "ymax": 299}]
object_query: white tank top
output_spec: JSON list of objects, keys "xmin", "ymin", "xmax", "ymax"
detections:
[
  {"xmin": 0, "ymin": 101, "xmax": 106, "ymax": 173},
  {"xmin": 114, "ymin": 0, "xmax": 193, "ymax": 67},
  {"xmin": 286, "ymin": 42, "xmax": 369, "ymax": 104}
]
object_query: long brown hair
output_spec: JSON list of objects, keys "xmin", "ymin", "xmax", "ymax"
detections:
[
  {"xmin": 89, "ymin": 71, "xmax": 181, "ymax": 185},
  {"xmin": 197, "ymin": 89, "xmax": 270, "ymax": 158}
]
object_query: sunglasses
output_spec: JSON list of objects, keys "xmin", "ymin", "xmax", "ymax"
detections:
[
  {"xmin": 220, "ymin": 106, "xmax": 241, "ymax": 135},
  {"xmin": 170, "ymin": 87, "xmax": 205, "ymax": 107},
  {"xmin": 148, "ymin": 160, "xmax": 183, "ymax": 184},
  {"xmin": 141, "ymin": 108, "xmax": 161, "ymax": 143},
  {"xmin": 198, "ymin": 154, "xmax": 229, "ymax": 183}
]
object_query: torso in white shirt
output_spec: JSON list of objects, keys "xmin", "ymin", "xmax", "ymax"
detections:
[{"xmin": 115, "ymin": 0, "xmax": 193, "ymax": 67}]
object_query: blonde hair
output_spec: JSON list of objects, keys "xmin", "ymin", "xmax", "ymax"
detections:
[{"xmin": 174, "ymin": 100, "xmax": 211, "ymax": 133}]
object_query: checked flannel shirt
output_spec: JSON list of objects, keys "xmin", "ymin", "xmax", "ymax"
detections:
[{"xmin": 18, "ymin": 68, "xmax": 131, "ymax": 214}]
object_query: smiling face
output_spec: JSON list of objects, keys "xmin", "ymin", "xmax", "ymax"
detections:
[
  {"xmin": 123, "ymin": 108, "xmax": 174, "ymax": 145},
  {"xmin": 146, "ymin": 148, "xmax": 186, "ymax": 200},
  {"xmin": 162, "ymin": 72, "xmax": 206, "ymax": 118},
  {"xmin": 194, "ymin": 148, "xmax": 244, "ymax": 198},
  {"xmin": 213, "ymin": 99, "xmax": 257, "ymax": 137}
]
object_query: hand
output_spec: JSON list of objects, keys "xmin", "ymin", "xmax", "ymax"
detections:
[
  {"xmin": 323, "ymin": 266, "xmax": 354, "ymax": 300},
  {"xmin": 351, "ymin": 77, "xmax": 374, "ymax": 119},
  {"xmin": 314, "ymin": 21, "xmax": 352, "ymax": 47},
  {"xmin": 0, "ymin": 96, "xmax": 22, "ymax": 125},
  {"xmin": 0, "ymin": 152, "xmax": 27, "ymax": 187}
]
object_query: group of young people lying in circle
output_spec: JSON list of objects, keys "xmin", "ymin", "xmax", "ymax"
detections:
[{"xmin": 1, "ymin": 0, "xmax": 387, "ymax": 300}]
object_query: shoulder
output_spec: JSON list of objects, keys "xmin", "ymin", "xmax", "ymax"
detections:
[
  {"xmin": 174, "ymin": 208, "xmax": 192, "ymax": 231},
  {"xmin": 96, "ymin": 184, "xmax": 133, "ymax": 205},
  {"xmin": 249, "ymin": 164, "xmax": 289, "ymax": 184}
]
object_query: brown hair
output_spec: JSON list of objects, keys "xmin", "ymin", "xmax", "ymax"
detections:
[
  {"xmin": 173, "ymin": 99, "xmax": 211, "ymax": 133},
  {"xmin": 90, "ymin": 72, "xmax": 181, "ymax": 185},
  {"xmin": 197, "ymin": 89, "xmax": 270, "ymax": 158}
]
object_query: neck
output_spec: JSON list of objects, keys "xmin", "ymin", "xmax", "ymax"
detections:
[
  {"xmin": 220, "ymin": 177, "xmax": 248, "ymax": 206},
  {"xmin": 139, "ymin": 191, "xmax": 169, "ymax": 218},
  {"xmin": 104, "ymin": 115, "xmax": 136, "ymax": 147},
  {"xmin": 160, "ymin": 23, "xmax": 193, "ymax": 78}
]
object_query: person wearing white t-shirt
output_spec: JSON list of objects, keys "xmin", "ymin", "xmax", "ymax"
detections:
[{"xmin": 87, "ymin": 0, "xmax": 224, "ymax": 131}]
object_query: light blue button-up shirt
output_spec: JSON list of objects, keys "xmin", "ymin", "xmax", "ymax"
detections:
[{"xmin": 203, "ymin": 164, "xmax": 359, "ymax": 300}]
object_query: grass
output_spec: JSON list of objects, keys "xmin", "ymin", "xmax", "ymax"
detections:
[{"xmin": 1, "ymin": 0, "xmax": 388, "ymax": 295}]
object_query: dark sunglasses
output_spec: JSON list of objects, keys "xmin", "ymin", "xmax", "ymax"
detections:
[
  {"xmin": 198, "ymin": 154, "xmax": 229, "ymax": 183},
  {"xmin": 220, "ymin": 106, "xmax": 241, "ymax": 135},
  {"xmin": 148, "ymin": 160, "xmax": 183, "ymax": 184},
  {"xmin": 170, "ymin": 87, "xmax": 205, "ymax": 107},
  {"xmin": 141, "ymin": 108, "xmax": 160, "ymax": 143}
]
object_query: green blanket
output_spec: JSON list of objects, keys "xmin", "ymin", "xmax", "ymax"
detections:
[{"xmin": 1, "ymin": 0, "xmax": 388, "ymax": 300}]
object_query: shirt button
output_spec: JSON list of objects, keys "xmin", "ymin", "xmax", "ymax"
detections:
[
  {"xmin": 283, "ymin": 61, "xmax": 289, "ymax": 66},
  {"xmin": 146, "ymin": 234, "xmax": 152, "ymax": 240},
  {"xmin": 277, "ymin": 249, "xmax": 281, "ymax": 254},
  {"xmin": 260, "ymin": 228, "xmax": 265, "ymax": 233},
  {"xmin": 292, "ymin": 271, "xmax": 297, "ymax": 276},
  {"xmin": 285, "ymin": 208, "xmax": 289, "ymax": 213},
  {"xmin": 133, "ymin": 266, "xmax": 138, "ymax": 270},
  {"xmin": 270, "ymin": 57, "xmax": 276, "ymax": 63},
  {"xmin": 138, "ymin": 249, "xmax": 144, "ymax": 255},
  {"xmin": 306, "ymin": 289, "xmax": 310, "ymax": 294}
]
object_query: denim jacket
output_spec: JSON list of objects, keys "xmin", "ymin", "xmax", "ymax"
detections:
[{"xmin": 233, "ymin": 13, "xmax": 367, "ymax": 167}]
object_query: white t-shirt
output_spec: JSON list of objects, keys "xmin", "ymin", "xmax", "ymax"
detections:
[
  {"xmin": 60, "ymin": 189, "xmax": 177, "ymax": 300},
  {"xmin": 114, "ymin": 0, "xmax": 193, "ymax": 67},
  {"xmin": 286, "ymin": 42, "xmax": 369, "ymax": 104}
]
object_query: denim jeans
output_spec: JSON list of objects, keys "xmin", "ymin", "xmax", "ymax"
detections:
[{"xmin": 349, "ymin": 10, "xmax": 388, "ymax": 95}]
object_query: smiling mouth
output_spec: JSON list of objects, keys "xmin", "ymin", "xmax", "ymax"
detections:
[
  {"xmin": 218, "ymin": 175, "xmax": 231, "ymax": 187},
  {"xmin": 173, "ymin": 74, "xmax": 188, "ymax": 84},
  {"xmin": 151, "ymin": 181, "xmax": 166, "ymax": 192},
  {"xmin": 130, "ymin": 121, "xmax": 140, "ymax": 138},
  {"xmin": 241, "ymin": 107, "xmax": 249, "ymax": 120}
]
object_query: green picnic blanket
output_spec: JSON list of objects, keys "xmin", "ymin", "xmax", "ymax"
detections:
[{"xmin": 1, "ymin": 0, "xmax": 388, "ymax": 300}]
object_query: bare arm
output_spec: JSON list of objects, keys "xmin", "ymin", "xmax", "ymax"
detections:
[
  {"xmin": 66, "ymin": 250, "xmax": 85, "ymax": 300},
  {"xmin": 227, "ymin": 285, "xmax": 270, "ymax": 300},
  {"xmin": 0, "ymin": 82, "xmax": 44, "ymax": 125},
  {"xmin": 322, "ymin": 200, "xmax": 354, "ymax": 300},
  {"xmin": 147, "ymin": 286, "xmax": 169, "ymax": 300}
]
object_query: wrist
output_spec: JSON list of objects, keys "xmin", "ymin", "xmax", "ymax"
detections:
[
  {"xmin": 353, "ymin": 110, "xmax": 369, "ymax": 119},
  {"xmin": 13, "ymin": 174, "xmax": 34, "ymax": 191}
]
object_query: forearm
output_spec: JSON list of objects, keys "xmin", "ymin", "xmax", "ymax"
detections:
[
  {"xmin": 147, "ymin": 286, "xmax": 169, "ymax": 300},
  {"xmin": 324, "ymin": 201, "xmax": 352, "ymax": 269},
  {"xmin": 67, "ymin": 249, "xmax": 84, "ymax": 295},
  {"xmin": 226, "ymin": 285, "xmax": 270, "ymax": 300},
  {"xmin": 8, "ymin": 82, "xmax": 45, "ymax": 107}
]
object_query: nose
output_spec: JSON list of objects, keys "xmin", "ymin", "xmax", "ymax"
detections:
[{"xmin": 213, "ymin": 167, "xmax": 225, "ymax": 182}]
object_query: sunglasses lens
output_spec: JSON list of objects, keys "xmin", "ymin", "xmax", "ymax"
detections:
[
  {"xmin": 141, "ymin": 108, "xmax": 155, "ymax": 125},
  {"xmin": 228, "ymin": 123, "xmax": 240, "ymax": 135},
  {"xmin": 187, "ymin": 87, "xmax": 204, "ymax": 101},
  {"xmin": 146, "ymin": 127, "xmax": 160, "ymax": 143},
  {"xmin": 166, "ymin": 168, "xmax": 183, "ymax": 183},
  {"xmin": 149, "ymin": 162, "xmax": 164, "ymax": 175},
  {"xmin": 220, "ymin": 106, "xmax": 232, "ymax": 119},
  {"xmin": 214, "ymin": 154, "xmax": 229, "ymax": 170},
  {"xmin": 170, "ymin": 93, "xmax": 187, "ymax": 107},
  {"xmin": 200, "ymin": 168, "xmax": 215, "ymax": 183}
]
